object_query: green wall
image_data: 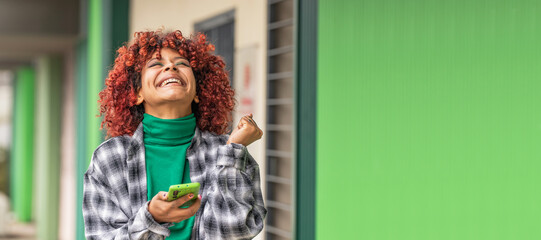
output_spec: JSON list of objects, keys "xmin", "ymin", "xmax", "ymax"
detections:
[
  {"xmin": 86, "ymin": 0, "xmax": 104, "ymax": 163},
  {"xmin": 76, "ymin": 1, "xmax": 129, "ymax": 239},
  {"xmin": 296, "ymin": 0, "xmax": 317, "ymax": 239},
  {"xmin": 10, "ymin": 67, "xmax": 35, "ymax": 222},
  {"xmin": 75, "ymin": 39, "xmax": 88, "ymax": 240},
  {"xmin": 317, "ymin": 1, "xmax": 541, "ymax": 239}
]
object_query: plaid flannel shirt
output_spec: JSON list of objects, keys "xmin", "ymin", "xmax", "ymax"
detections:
[{"xmin": 83, "ymin": 123, "xmax": 267, "ymax": 239}]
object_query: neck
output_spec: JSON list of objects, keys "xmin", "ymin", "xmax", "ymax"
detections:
[{"xmin": 143, "ymin": 103, "xmax": 192, "ymax": 119}]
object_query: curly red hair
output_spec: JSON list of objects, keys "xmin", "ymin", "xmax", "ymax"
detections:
[{"xmin": 99, "ymin": 30, "xmax": 235, "ymax": 137}]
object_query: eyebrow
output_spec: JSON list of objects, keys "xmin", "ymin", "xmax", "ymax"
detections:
[{"xmin": 147, "ymin": 56, "xmax": 187, "ymax": 62}]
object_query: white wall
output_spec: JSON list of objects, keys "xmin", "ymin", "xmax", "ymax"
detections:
[
  {"xmin": 0, "ymin": 71, "xmax": 13, "ymax": 149},
  {"xmin": 0, "ymin": 71, "xmax": 10, "ymax": 235},
  {"xmin": 130, "ymin": 1, "xmax": 268, "ymax": 239}
]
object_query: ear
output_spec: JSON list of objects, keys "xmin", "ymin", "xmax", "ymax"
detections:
[
  {"xmin": 136, "ymin": 91, "xmax": 144, "ymax": 105},
  {"xmin": 194, "ymin": 95, "xmax": 200, "ymax": 103}
]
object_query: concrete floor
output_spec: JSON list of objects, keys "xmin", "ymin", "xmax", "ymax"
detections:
[{"xmin": 0, "ymin": 221, "xmax": 36, "ymax": 240}]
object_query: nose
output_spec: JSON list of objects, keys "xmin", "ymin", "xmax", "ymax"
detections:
[{"xmin": 164, "ymin": 63, "xmax": 178, "ymax": 72}]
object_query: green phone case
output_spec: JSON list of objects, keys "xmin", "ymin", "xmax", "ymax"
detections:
[{"xmin": 167, "ymin": 182, "xmax": 200, "ymax": 208}]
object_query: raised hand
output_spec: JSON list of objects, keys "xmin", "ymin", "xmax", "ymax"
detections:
[{"xmin": 226, "ymin": 114, "xmax": 263, "ymax": 146}]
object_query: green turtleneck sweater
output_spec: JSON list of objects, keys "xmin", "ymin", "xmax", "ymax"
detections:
[{"xmin": 143, "ymin": 113, "xmax": 196, "ymax": 240}]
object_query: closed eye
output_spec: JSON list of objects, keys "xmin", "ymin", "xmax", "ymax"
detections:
[
  {"xmin": 176, "ymin": 62, "xmax": 190, "ymax": 67},
  {"xmin": 148, "ymin": 62, "xmax": 163, "ymax": 68}
]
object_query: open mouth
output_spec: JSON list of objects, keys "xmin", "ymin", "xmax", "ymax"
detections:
[{"xmin": 157, "ymin": 77, "xmax": 186, "ymax": 87}]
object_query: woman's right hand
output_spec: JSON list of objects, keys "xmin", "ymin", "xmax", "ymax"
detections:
[{"xmin": 148, "ymin": 191, "xmax": 201, "ymax": 223}]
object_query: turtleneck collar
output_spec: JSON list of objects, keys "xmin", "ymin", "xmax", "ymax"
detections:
[{"xmin": 142, "ymin": 113, "xmax": 196, "ymax": 145}]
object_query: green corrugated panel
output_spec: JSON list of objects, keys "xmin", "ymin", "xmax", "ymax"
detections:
[
  {"xmin": 317, "ymin": 0, "xmax": 541, "ymax": 239},
  {"xmin": 10, "ymin": 67, "xmax": 35, "ymax": 222},
  {"xmin": 34, "ymin": 56, "xmax": 62, "ymax": 240}
]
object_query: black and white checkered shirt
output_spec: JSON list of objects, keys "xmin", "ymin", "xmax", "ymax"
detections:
[{"xmin": 83, "ymin": 123, "xmax": 267, "ymax": 239}]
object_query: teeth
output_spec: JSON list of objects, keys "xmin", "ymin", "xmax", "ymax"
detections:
[{"xmin": 160, "ymin": 78, "xmax": 181, "ymax": 87}]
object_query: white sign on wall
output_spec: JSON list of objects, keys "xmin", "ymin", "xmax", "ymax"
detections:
[{"xmin": 236, "ymin": 45, "xmax": 258, "ymax": 117}]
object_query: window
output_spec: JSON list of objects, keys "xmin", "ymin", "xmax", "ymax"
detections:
[{"xmin": 194, "ymin": 9, "xmax": 235, "ymax": 86}]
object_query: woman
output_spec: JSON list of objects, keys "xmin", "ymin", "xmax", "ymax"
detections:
[{"xmin": 83, "ymin": 30, "xmax": 266, "ymax": 239}]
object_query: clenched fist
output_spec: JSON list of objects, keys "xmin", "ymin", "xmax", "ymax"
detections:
[{"xmin": 227, "ymin": 114, "xmax": 263, "ymax": 146}]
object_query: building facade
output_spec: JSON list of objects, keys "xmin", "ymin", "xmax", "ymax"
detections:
[{"xmin": 2, "ymin": 0, "xmax": 541, "ymax": 240}]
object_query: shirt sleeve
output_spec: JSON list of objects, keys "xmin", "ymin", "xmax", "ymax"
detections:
[
  {"xmin": 83, "ymin": 151, "xmax": 172, "ymax": 240},
  {"xmin": 200, "ymin": 143, "xmax": 267, "ymax": 239}
]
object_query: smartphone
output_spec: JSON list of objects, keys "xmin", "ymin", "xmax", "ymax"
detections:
[{"xmin": 167, "ymin": 182, "xmax": 200, "ymax": 208}]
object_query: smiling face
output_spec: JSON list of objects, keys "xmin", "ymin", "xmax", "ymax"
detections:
[{"xmin": 136, "ymin": 48, "xmax": 199, "ymax": 118}]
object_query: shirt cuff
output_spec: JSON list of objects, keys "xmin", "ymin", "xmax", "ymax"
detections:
[
  {"xmin": 217, "ymin": 143, "xmax": 247, "ymax": 170},
  {"xmin": 142, "ymin": 200, "xmax": 173, "ymax": 236}
]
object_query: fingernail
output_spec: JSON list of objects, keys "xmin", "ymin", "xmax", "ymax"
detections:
[{"xmin": 188, "ymin": 193, "xmax": 194, "ymax": 198}]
